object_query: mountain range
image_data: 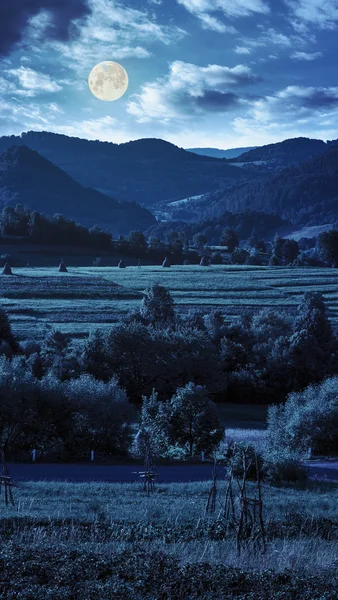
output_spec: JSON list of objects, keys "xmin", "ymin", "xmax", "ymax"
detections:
[
  {"xmin": 0, "ymin": 132, "xmax": 262, "ymax": 208},
  {"xmin": 0, "ymin": 145, "xmax": 155, "ymax": 235},
  {"xmin": 0, "ymin": 131, "xmax": 338, "ymax": 238}
]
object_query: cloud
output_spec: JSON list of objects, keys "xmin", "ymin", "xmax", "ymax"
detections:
[
  {"xmin": 127, "ymin": 60, "xmax": 260, "ymax": 122},
  {"xmin": 0, "ymin": 96, "xmax": 63, "ymax": 131},
  {"xmin": 44, "ymin": 0, "xmax": 186, "ymax": 70},
  {"xmin": 0, "ymin": 0, "xmax": 90, "ymax": 56},
  {"xmin": 277, "ymin": 85, "xmax": 338, "ymax": 108},
  {"xmin": 54, "ymin": 115, "xmax": 118, "ymax": 138},
  {"xmin": 6, "ymin": 67, "xmax": 62, "ymax": 93},
  {"xmin": 285, "ymin": 0, "xmax": 338, "ymax": 30},
  {"xmin": 176, "ymin": 0, "xmax": 269, "ymax": 31},
  {"xmin": 291, "ymin": 51, "xmax": 323, "ymax": 60},
  {"xmin": 231, "ymin": 84, "xmax": 338, "ymax": 144},
  {"xmin": 235, "ymin": 46, "xmax": 251, "ymax": 54}
]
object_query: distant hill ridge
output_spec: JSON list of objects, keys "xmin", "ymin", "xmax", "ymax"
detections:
[
  {"xmin": 203, "ymin": 144, "xmax": 338, "ymax": 225},
  {"xmin": 187, "ymin": 146, "xmax": 257, "ymax": 159},
  {"xmin": 0, "ymin": 131, "xmax": 261, "ymax": 208},
  {"xmin": 229, "ymin": 136, "xmax": 338, "ymax": 168},
  {"xmin": 0, "ymin": 145, "xmax": 156, "ymax": 235}
]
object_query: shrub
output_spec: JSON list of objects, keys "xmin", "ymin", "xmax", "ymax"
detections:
[
  {"xmin": 262, "ymin": 450, "xmax": 307, "ymax": 485},
  {"xmin": 140, "ymin": 283, "xmax": 175, "ymax": 326},
  {"xmin": 131, "ymin": 390, "xmax": 171, "ymax": 459},
  {"xmin": 231, "ymin": 248, "xmax": 249, "ymax": 265},
  {"xmin": 211, "ymin": 252, "xmax": 223, "ymax": 264},
  {"xmin": 267, "ymin": 377, "xmax": 338, "ymax": 456},
  {"xmin": 246, "ymin": 253, "xmax": 262, "ymax": 266},
  {"xmin": 92, "ymin": 257, "xmax": 104, "ymax": 266},
  {"xmin": 66, "ymin": 375, "xmax": 136, "ymax": 456},
  {"xmin": 268, "ymin": 254, "xmax": 279, "ymax": 266}
]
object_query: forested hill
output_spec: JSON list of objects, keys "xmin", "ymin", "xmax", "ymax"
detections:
[
  {"xmin": 0, "ymin": 145, "xmax": 156, "ymax": 235},
  {"xmin": 187, "ymin": 146, "xmax": 257, "ymax": 159},
  {"xmin": 0, "ymin": 131, "xmax": 262, "ymax": 207},
  {"xmin": 203, "ymin": 145, "xmax": 338, "ymax": 226},
  {"xmin": 229, "ymin": 136, "xmax": 338, "ymax": 169}
]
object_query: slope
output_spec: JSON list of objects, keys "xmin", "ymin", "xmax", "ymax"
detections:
[
  {"xmin": 229, "ymin": 136, "xmax": 338, "ymax": 169},
  {"xmin": 0, "ymin": 145, "xmax": 156, "ymax": 235},
  {"xmin": 204, "ymin": 145, "xmax": 338, "ymax": 226}
]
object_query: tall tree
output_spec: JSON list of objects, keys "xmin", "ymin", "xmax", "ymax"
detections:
[
  {"xmin": 318, "ymin": 230, "xmax": 338, "ymax": 267},
  {"xmin": 168, "ymin": 383, "xmax": 223, "ymax": 457},
  {"xmin": 220, "ymin": 228, "xmax": 239, "ymax": 252},
  {"xmin": 140, "ymin": 283, "xmax": 175, "ymax": 326}
]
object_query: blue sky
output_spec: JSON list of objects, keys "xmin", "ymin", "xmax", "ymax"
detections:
[{"xmin": 0, "ymin": 0, "xmax": 337, "ymax": 148}]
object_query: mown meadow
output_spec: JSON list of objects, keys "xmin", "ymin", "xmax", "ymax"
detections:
[
  {"xmin": 1, "ymin": 264, "xmax": 338, "ymax": 341},
  {"xmin": 1, "ymin": 479, "xmax": 338, "ymax": 598}
]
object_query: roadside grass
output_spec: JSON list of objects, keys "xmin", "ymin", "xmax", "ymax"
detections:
[
  {"xmin": 2, "ymin": 265, "xmax": 338, "ymax": 341},
  {"xmin": 1, "ymin": 480, "xmax": 338, "ymax": 598}
]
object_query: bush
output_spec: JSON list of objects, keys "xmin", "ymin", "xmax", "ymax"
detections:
[
  {"xmin": 231, "ymin": 248, "xmax": 249, "ymax": 264},
  {"xmin": 268, "ymin": 254, "xmax": 279, "ymax": 266},
  {"xmin": 262, "ymin": 450, "xmax": 307, "ymax": 485},
  {"xmin": 211, "ymin": 252, "xmax": 223, "ymax": 264},
  {"xmin": 267, "ymin": 377, "xmax": 338, "ymax": 456},
  {"xmin": 140, "ymin": 283, "xmax": 175, "ymax": 325}
]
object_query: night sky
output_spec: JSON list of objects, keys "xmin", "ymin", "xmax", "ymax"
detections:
[{"xmin": 0, "ymin": 0, "xmax": 337, "ymax": 148}]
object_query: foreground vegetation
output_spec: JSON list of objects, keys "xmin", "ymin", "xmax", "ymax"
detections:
[{"xmin": 1, "ymin": 479, "xmax": 338, "ymax": 598}]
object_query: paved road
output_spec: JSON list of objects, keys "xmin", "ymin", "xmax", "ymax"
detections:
[{"xmin": 5, "ymin": 462, "xmax": 338, "ymax": 483}]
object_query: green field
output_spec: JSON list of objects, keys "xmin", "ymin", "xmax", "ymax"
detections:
[
  {"xmin": 1, "ymin": 264, "xmax": 338, "ymax": 341},
  {"xmin": 1, "ymin": 479, "xmax": 338, "ymax": 598}
]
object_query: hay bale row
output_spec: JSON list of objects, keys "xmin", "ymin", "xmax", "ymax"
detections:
[{"xmin": 2, "ymin": 261, "xmax": 69, "ymax": 275}]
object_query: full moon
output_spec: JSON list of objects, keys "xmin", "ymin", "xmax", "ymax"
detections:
[{"xmin": 88, "ymin": 61, "xmax": 128, "ymax": 101}]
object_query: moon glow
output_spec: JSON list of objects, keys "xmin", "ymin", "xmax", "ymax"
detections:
[{"xmin": 88, "ymin": 61, "xmax": 128, "ymax": 101}]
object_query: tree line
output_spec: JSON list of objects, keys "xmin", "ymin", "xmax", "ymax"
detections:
[{"xmin": 1, "ymin": 283, "xmax": 338, "ymax": 460}]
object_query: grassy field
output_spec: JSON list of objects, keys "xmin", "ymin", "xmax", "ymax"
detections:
[
  {"xmin": 0, "ymin": 479, "xmax": 338, "ymax": 598},
  {"xmin": 1, "ymin": 264, "xmax": 338, "ymax": 341}
]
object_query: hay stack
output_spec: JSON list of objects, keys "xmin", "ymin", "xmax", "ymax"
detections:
[
  {"xmin": 58, "ymin": 261, "xmax": 68, "ymax": 273},
  {"xmin": 2, "ymin": 262, "xmax": 12, "ymax": 275},
  {"xmin": 118, "ymin": 259, "xmax": 126, "ymax": 268},
  {"xmin": 162, "ymin": 257, "xmax": 171, "ymax": 267},
  {"xmin": 200, "ymin": 256, "xmax": 210, "ymax": 266}
]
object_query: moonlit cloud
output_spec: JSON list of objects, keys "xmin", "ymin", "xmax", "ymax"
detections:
[
  {"xmin": 127, "ymin": 61, "xmax": 260, "ymax": 122},
  {"xmin": 53, "ymin": 116, "xmax": 130, "ymax": 142},
  {"xmin": 177, "ymin": 0, "xmax": 270, "ymax": 24},
  {"xmin": 232, "ymin": 85, "xmax": 338, "ymax": 144},
  {"xmin": 45, "ymin": 0, "xmax": 186, "ymax": 71},
  {"xmin": 6, "ymin": 67, "xmax": 62, "ymax": 93},
  {"xmin": 291, "ymin": 51, "xmax": 323, "ymax": 60}
]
